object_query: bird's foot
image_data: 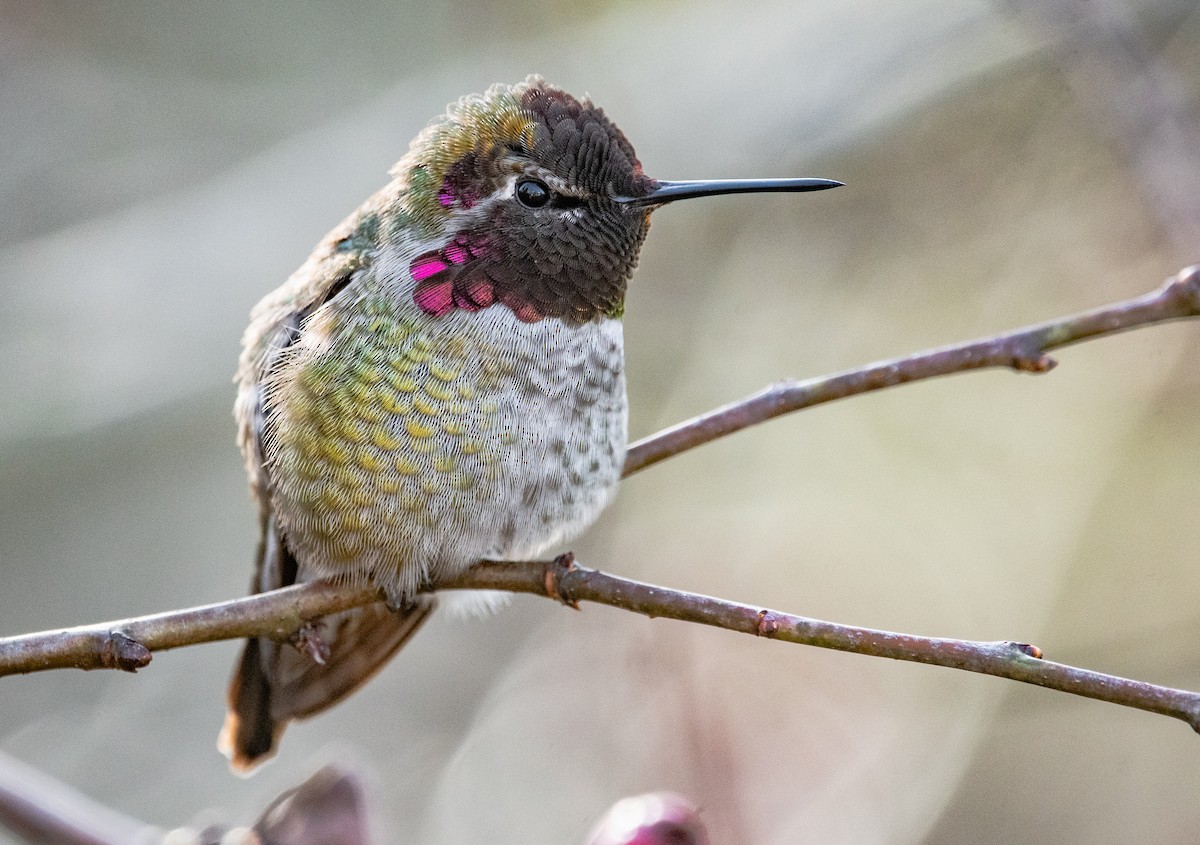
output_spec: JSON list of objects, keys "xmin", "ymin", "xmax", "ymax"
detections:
[
  {"xmin": 290, "ymin": 620, "xmax": 331, "ymax": 665},
  {"xmin": 545, "ymin": 551, "xmax": 580, "ymax": 610}
]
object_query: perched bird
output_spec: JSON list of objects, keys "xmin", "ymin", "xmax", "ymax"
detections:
[{"xmin": 221, "ymin": 75, "xmax": 839, "ymax": 770}]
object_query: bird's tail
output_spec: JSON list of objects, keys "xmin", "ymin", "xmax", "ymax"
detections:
[{"xmin": 219, "ymin": 516, "xmax": 434, "ymax": 772}]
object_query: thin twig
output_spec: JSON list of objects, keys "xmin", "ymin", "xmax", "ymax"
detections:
[
  {"xmin": 0, "ymin": 581, "xmax": 379, "ymax": 674},
  {"xmin": 4, "ymin": 559, "xmax": 1200, "ymax": 734},
  {"xmin": 453, "ymin": 558, "xmax": 1200, "ymax": 732},
  {"xmin": 1, "ymin": 266, "xmax": 1198, "ymax": 730},
  {"xmin": 624, "ymin": 264, "xmax": 1200, "ymax": 474}
]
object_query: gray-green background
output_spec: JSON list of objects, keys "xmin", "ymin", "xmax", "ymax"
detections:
[{"xmin": 2, "ymin": 1, "xmax": 1199, "ymax": 842}]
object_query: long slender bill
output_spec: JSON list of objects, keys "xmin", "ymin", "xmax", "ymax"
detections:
[{"xmin": 616, "ymin": 177, "xmax": 843, "ymax": 206}]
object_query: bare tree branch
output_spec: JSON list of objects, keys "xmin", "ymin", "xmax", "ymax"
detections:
[
  {"xmin": 4, "ymin": 556, "xmax": 1200, "ymax": 734},
  {"xmin": 1, "ymin": 266, "xmax": 1198, "ymax": 731},
  {"xmin": 625, "ymin": 263, "xmax": 1200, "ymax": 475},
  {"xmin": 0, "ymin": 581, "xmax": 380, "ymax": 675}
]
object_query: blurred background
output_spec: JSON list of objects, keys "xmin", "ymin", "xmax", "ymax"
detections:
[{"xmin": 2, "ymin": 0, "xmax": 1199, "ymax": 842}]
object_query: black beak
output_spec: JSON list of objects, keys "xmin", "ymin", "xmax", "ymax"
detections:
[{"xmin": 615, "ymin": 177, "xmax": 843, "ymax": 207}]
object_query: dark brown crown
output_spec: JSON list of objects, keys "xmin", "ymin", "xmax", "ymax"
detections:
[{"xmin": 518, "ymin": 82, "xmax": 652, "ymax": 199}]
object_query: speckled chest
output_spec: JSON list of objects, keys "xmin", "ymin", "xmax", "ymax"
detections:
[{"xmin": 263, "ymin": 293, "xmax": 627, "ymax": 596}]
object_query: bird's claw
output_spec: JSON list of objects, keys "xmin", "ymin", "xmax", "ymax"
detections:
[{"xmin": 290, "ymin": 620, "xmax": 331, "ymax": 665}]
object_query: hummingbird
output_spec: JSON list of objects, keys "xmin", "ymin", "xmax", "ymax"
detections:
[{"xmin": 220, "ymin": 75, "xmax": 840, "ymax": 770}]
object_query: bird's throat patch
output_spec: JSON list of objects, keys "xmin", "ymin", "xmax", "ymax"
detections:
[{"xmin": 409, "ymin": 232, "xmax": 546, "ymax": 323}]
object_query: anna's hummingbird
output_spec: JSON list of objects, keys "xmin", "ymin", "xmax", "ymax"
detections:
[{"xmin": 220, "ymin": 75, "xmax": 839, "ymax": 770}]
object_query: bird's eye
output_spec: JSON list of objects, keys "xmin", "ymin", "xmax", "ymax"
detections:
[{"xmin": 516, "ymin": 178, "xmax": 551, "ymax": 208}]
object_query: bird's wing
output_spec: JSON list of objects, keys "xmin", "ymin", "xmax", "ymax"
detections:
[{"xmin": 222, "ymin": 208, "xmax": 439, "ymax": 772}]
